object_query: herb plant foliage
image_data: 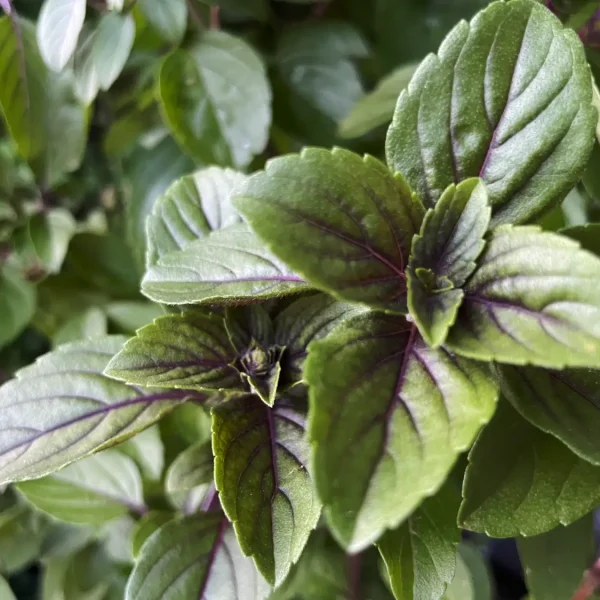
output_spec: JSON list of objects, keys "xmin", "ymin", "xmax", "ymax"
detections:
[{"xmin": 2, "ymin": 0, "xmax": 600, "ymax": 598}]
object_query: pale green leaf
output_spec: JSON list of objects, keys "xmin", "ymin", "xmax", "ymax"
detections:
[
  {"xmin": 408, "ymin": 178, "xmax": 490, "ymax": 347},
  {"xmin": 306, "ymin": 312, "xmax": 498, "ymax": 551},
  {"xmin": 37, "ymin": 0, "xmax": 86, "ymax": 71},
  {"xmin": 158, "ymin": 31, "xmax": 271, "ymax": 168},
  {"xmin": 0, "ymin": 267, "xmax": 36, "ymax": 350},
  {"xmin": 0, "ymin": 575, "xmax": 15, "ymax": 600},
  {"xmin": 126, "ymin": 513, "xmax": 271, "ymax": 600},
  {"xmin": 92, "ymin": 12, "xmax": 134, "ymax": 90},
  {"xmin": 443, "ymin": 544, "xmax": 492, "ymax": 600},
  {"xmin": 459, "ymin": 400, "xmax": 600, "ymax": 537},
  {"xmin": 138, "ymin": 0, "xmax": 187, "ymax": 45},
  {"xmin": 142, "ymin": 222, "xmax": 309, "ymax": 305},
  {"xmin": 17, "ymin": 450, "xmax": 145, "ymax": 524},
  {"xmin": 104, "ymin": 302, "xmax": 162, "ymax": 334},
  {"xmin": 234, "ymin": 147, "xmax": 425, "ymax": 313},
  {"xmin": 117, "ymin": 425, "xmax": 164, "ymax": 482},
  {"xmin": 53, "ymin": 307, "xmax": 108, "ymax": 347},
  {"xmin": 213, "ymin": 395, "xmax": 320, "ymax": 586},
  {"xmin": 446, "ymin": 225, "xmax": 600, "ymax": 368},
  {"xmin": 0, "ymin": 336, "xmax": 192, "ymax": 485},
  {"xmin": 386, "ymin": 0, "xmax": 596, "ymax": 226},
  {"xmin": 73, "ymin": 26, "xmax": 99, "ymax": 104}
]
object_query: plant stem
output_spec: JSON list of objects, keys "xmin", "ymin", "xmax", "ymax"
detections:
[
  {"xmin": 0, "ymin": 0, "xmax": 11, "ymax": 14},
  {"xmin": 185, "ymin": 0, "xmax": 206, "ymax": 29},
  {"xmin": 572, "ymin": 558, "xmax": 600, "ymax": 600},
  {"xmin": 210, "ymin": 5, "xmax": 220, "ymax": 29}
]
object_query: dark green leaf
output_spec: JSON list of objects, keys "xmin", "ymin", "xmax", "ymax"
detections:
[
  {"xmin": 234, "ymin": 148, "xmax": 425, "ymax": 313},
  {"xmin": 37, "ymin": 0, "xmax": 86, "ymax": 71},
  {"xmin": 142, "ymin": 223, "xmax": 309, "ymax": 305},
  {"xmin": 386, "ymin": 0, "xmax": 596, "ymax": 226},
  {"xmin": 213, "ymin": 395, "xmax": 320, "ymax": 586},
  {"xmin": 517, "ymin": 514, "xmax": 593, "ymax": 600},
  {"xmin": 126, "ymin": 513, "xmax": 271, "ymax": 599},
  {"xmin": 0, "ymin": 267, "xmax": 36, "ymax": 350},
  {"xmin": 378, "ymin": 481, "xmax": 461, "ymax": 600},
  {"xmin": 306, "ymin": 312, "xmax": 498, "ymax": 551},
  {"xmin": 131, "ymin": 511, "xmax": 173, "ymax": 558},
  {"xmin": 105, "ymin": 310, "xmax": 240, "ymax": 392},
  {"xmin": 0, "ymin": 336, "xmax": 192, "ymax": 485},
  {"xmin": 17, "ymin": 450, "xmax": 145, "ymax": 524},
  {"xmin": 138, "ymin": 0, "xmax": 187, "ymax": 45},
  {"xmin": 561, "ymin": 223, "xmax": 600, "ymax": 254},
  {"xmin": 408, "ymin": 178, "xmax": 490, "ymax": 347},
  {"xmin": 146, "ymin": 166, "xmax": 245, "ymax": 265},
  {"xmin": 447, "ymin": 226, "xmax": 600, "ymax": 368},
  {"xmin": 459, "ymin": 400, "xmax": 600, "ymax": 537},
  {"xmin": 158, "ymin": 31, "xmax": 271, "ymax": 168}
]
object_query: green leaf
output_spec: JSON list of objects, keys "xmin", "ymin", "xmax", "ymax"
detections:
[
  {"xmin": 53, "ymin": 307, "xmax": 108, "ymax": 347},
  {"xmin": 92, "ymin": 12, "xmax": 134, "ymax": 91},
  {"xmin": 146, "ymin": 166, "xmax": 245, "ymax": 265},
  {"xmin": 443, "ymin": 544, "xmax": 492, "ymax": 600},
  {"xmin": 561, "ymin": 223, "xmax": 600, "ymax": 254},
  {"xmin": 117, "ymin": 425, "xmax": 164, "ymax": 482},
  {"xmin": 0, "ymin": 575, "xmax": 16, "ymax": 600},
  {"xmin": 497, "ymin": 364, "xmax": 600, "ymax": 465},
  {"xmin": 126, "ymin": 513, "xmax": 271, "ymax": 600},
  {"xmin": 17, "ymin": 449, "xmax": 145, "ymax": 524},
  {"xmin": 517, "ymin": 514, "xmax": 593, "ymax": 600},
  {"xmin": 158, "ymin": 31, "xmax": 271, "ymax": 168},
  {"xmin": 446, "ymin": 225, "xmax": 600, "ymax": 368},
  {"xmin": 37, "ymin": 0, "xmax": 86, "ymax": 71},
  {"xmin": 407, "ymin": 179, "xmax": 490, "ymax": 347},
  {"xmin": 386, "ymin": 0, "xmax": 596, "ymax": 226},
  {"xmin": 0, "ymin": 267, "xmax": 36, "ymax": 350},
  {"xmin": 0, "ymin": 336, "xmax": 193, "ymax": 485},
  {"xmin": 138, "ymin": 0, "xmax": 187, "ymax": 45},
  {"xmin": 459, "ymin": 400, "xmax": 600, "ymax": 537},
  {"xmin": 105, "ymin": 310, "xmax": 241, "ymax": 392},
  {"xmin": 339, "ymin": 63, "xmax": 418, "ymax": 139},
  {"xmin": 142, "ymin": 222, "xmax": 309, "ymax": 305},
  {"xmin": 234, "ymin": 148, "xmax": 425, "ymax": 313},
  {"xmin": 105, "ymin": 302, "xmax": 163, "ymax": 334},
  {"xmin": 72, "ymin": 26, "xmax": 99, "ymax": 104},
  {"xmin": 306, "ymin": 312, "xmax": 498, "ymax": 552},
  {"xmin": 165, "ymin": 440, "xmax": 213, "ymax": 500},
  {"xmin": 131, "ymin": 511, "xmax": 173, "ymax": 558},
  {"xmin": 0, "ymin": 17, "xmax": 47, "ymax": 159},
  {"xmin": 213, "ymin": 395, "xmax": 320, "ymax": 586},
  {"xmin": 378, "ymin": 481, "xmax": 461, "ymax": 600}
]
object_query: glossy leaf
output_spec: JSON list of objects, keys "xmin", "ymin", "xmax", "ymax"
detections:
[
  {"xmin": 213, "ymin": 395, "xmax": 320, "ymax": 586},
  {"xmin": 517, "ymin": 514, "xmax": 594, "ymax": 600},
  {"xmin": 72, "ymin": 26, "xmax": 100, "ymax": 104},
  {"xmin": 105, "ymin": 310, "xmax": 240, "ymax": 392},
  {"xmin": 386, "ymin": 0, "xmax": 596, "ymax": 226},
  {"xmin": 378, "ymin": 481, "xmax": 461, "ymax": 600},
  {"xmin": 407, "ymin": 178, "xmax": 490, "ymax": 347},
  {"xmin": 126, "ymin": 513, "xmax": 271, "ymax": 600},
  {"xmin": 146, "ymin": 166, "xmax": 245, "ymax": 265},
  {"xmin": 158, "ymin": 31, "xmax": 271, "ymax": 168},
  {"xmin": 0, "ymin": 336, "xmax": 192, "ymax": 485},
  {"xmin": 17, "ymin": 450, "xmax": 145, "ymax": 524},
  {"xmin": 497, "ymin": 364, "xmax": 600, "ymax": 465},
  {"xmin": 306, "ymin": 312, "xmax": 498, "ymax": 551},
  {"xmin": 459, "ymin": 400, "xmax": 600, "ymax": 537},
  {"xmin": 37, "ymin": 0, "xmax": 86, "ymax": 71},
  {"xmin": 446, "ymin": 226, "xmax": 600, "ymax": 368},
  {"xmin": 0, "ymin": 267, "xmax": 36, "ymax": 350},
  {"xmin": 142, "ymin": 223, "xmax": 308, "ymax": 305},
  {"xmin": 138, "ymin": 0, "xmax": 187, "ymax": 45},
  {"xmin": 234, "ymin": 147, "xmax": 425, "ymax": 312}
]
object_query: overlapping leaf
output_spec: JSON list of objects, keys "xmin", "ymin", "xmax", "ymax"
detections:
[
  {"xmin": 234, "ymin": 147, "xmax": 425, "ymax": 313},
  {"xmin": 459, "ymin": 400, "xmax": 600, "ymax": 537},
  {"xmin": 0, "ymin": 267, "xmax": 36, "ymax": 350},
  {"xmin": 0, "ymin": 336, "xmax": 193, "ymax": 485},
  {"xmin": 213, "ymin": 395, "xmax": 320, "ymax": 586},
  {"xmin": 165, "ymin": 440, "xmax": 213, "ymax": 506},
  {"xmin": 137, "ymin": 0, "xmax": 187, "ymax": 45},
  {"xmin": 386, "ymin": 0, "xmax": 596, "ymax": 226},
  {"xmin": 306, "ymin": 312, "xmax": 498, "ymax": 551},
  {"xmin": 446, "ymin": 226, "xmax": 600, "ymax": 368}
]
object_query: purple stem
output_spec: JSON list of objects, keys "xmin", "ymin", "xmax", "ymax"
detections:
[
  {"xmin": 200, "ymin": 483, "xmax": 221, "ymax": 513},
  {"xmin": 0, "ymin": 0, "xmax": 11, "ymax": 14}
]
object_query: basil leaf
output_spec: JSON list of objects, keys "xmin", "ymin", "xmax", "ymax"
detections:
[
  {"xmin": 126, "ymin": 513, "xmax": 271, "ymax": 600},
  {"xmin": 165, "ymin": 440, "xmax": 213, "ymax": 502},
  {"xmin": 137, "ymin": 0, "xmax": 187, "ymax": 45},
  {"xmin": 378, "ymin": 481, "xmax": 461, "ymax": 600},
  {"xmin": 443, "ymin": 544, "xmax": 492, "ymax": 600},
  {"xmin": 234, "ymin": 148, "xmax": 425, "ymax": 313},
  {"xmin": 147, "ymin": 166, "xmax": 245, "ymax": 265},
  {"xmin": 0, "ymin": 336, "xmax": 192, "ymax": 485},
  {"xmin": 306, "ymin": 312, "xmax": 498, "ymax": 551},
  {"xmin": 459, "ymin": 400, "xmax": 600, "ymax": 536},
  {"xmin": 408, "ymin": 178, "xmax": 490, "ymax": 347},
  {"xmin": 213, "ymin": 395, "xmax": 320, "ymax": 586},
  {"xmin": 142, "ymin": 223, "xmax": 308, "ymax": 305},
  {"xmin": 17, "ymin": 450, "xmax": 145, "ymax": 524},
  {"xmin": 158, "ymin": 31, "xmax": 271, "ymax": 168},
  {"xmin": 37, "ymin": 0, "xmax": 86, "ymax": 71},
  {"xmin": 105, "ymin": 311, "xmax": 241, "ymax": 393},
  {"xmin": 561, "ymin": 223, "xmax": 600, "ymax": 254},
  {"xmin": 0, "ymin": 575, "xmax": 15, "ymax": 600},
  {"xmin": 131, "ymin": 511, "xmax": 173, "ymax": 558},
  {"xmin": 117, "ymin": 426, "xmax": 164, "ymax": 482},
  {"xmin": 497, "ymin": 364, "xmax": 600, "ymax": 465},
  {"xmin": 92, "ymin": 12, "xmax": 134, "ymax": 90},
  {"xmin": 446, "ymin": 226, "xmax": 600, "ymax": 368},
  {"xmin": 0, "ymin": 267, "xmax": 36, "ymax": 350},
  {"xmin": 517, "ymin": 514, "xmax": 594, "ymax": 600},
  {"xmin": 386, "ymin": 0, "xmax": 596, "ymax": 226}
]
